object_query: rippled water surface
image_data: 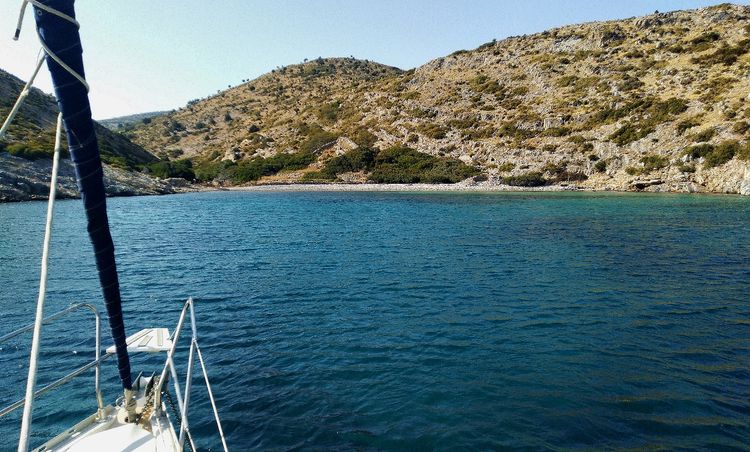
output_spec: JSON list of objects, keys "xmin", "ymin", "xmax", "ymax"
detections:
[{"xmin": 1, "ymin": 191, "xmax": 749, "ymax": 450}]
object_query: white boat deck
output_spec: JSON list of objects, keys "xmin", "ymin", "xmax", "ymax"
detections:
[{"xmin": 35, "ymin": 376, "xmax": 180, "ymax": 452}]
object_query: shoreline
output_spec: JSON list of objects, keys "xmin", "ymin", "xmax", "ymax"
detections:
[
  {"xmin": 4, "ymin": 182, "xmax": 748, "ymax": 203},
  {"xmin": 226, "ymin": 182, "xmax": 586, "ymax": 193},
  {"xmin": 220, "ymin": 182, "xmax": 749, "ymax": 197}
]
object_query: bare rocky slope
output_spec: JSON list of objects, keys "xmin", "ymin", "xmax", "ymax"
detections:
[
  {"xmin": 0, "ymin": 69, "xmax": 188, "ymax": 201},
  {"xmin": 128, "ymin": 3, "xmax": 750, "ymax": 194}
]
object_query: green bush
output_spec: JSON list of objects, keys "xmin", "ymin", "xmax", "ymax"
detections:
[
  {"xmin": 542, "ymin": 161, "xmax": 567, "ymax": 176},
  {"xmin": 4, "ymin": 135, "xmax": 70, "ymax": 161},
  {"xmin": 699, "ymin": 76, "xmax": 735, "ymax": 103},
  {"xmin": 737, "ymin": 141, "xmax": 750, "ymax": 161},
  {"xmin": 300, "ymin": 126, "xmax": 339, "ymax": 153},
  {"xmin": 654, "ymin": 97, "xmax": 689, "ymax": 116},
  {"xmin": 461, "ymin": 127, "xmax": 495, "ymax": 140},
  {"xmin": 610, "ymin": 122, "xmax": 654, "ymax": 145},
  {"xmin": 541, "ymin": 127, "xmax": 571, "ymax": 137},
  {"xmin": 685, "ymin": 140, "xmax": 741, "ymax": 168},
  {"xmin": 619, "ymin": 77, "xmax": 645, "ymax": 91},
  {"xmin": 684, "ymin": 143, "xmax": 714, "ymax": 159},
  {"xmin": 691, "ymin": 128, "xmax": 716, "ymax": 143},
  {"xmin": 167, "ymin": 120, "xmax": 185, "ymax": 132},
  {"xmin": 496, "ymin": 162, "xmax": 515, "ymax": 172},
  {"xmin": 677, "ymin": 163, "xmax": 696, "ymax": 173},
  {"xmin": 542, "ymin": 161, "xmax": 587, "ymax": 182},
  {"xmin": 193, "ymin": 160, "xmax": 225, "ymax": 182},
  {"xmin": 704, "ymin": 141, "xmax": 739, "ymax": 168},
  {"xmin": 146, "ymin": 159, "xmax": 195, "ymax": 180},
  {"xmin": 6, "ymin": 142, "xmax": 52, "ymax": 160},
  {"xmin": 640, "ymin": 154, "xmax": 669, "ymax": 171},
  {"xmin": 594, "ymin": 160, "xmax": 607, "ymax": 172},
  {"xmin": 557, "ymin": 75, "xmax": 599, "ymax": 93},
  {"xmin": 691, "ymin": 31, "xmax": 721, "ymax": 46},
  {"xmin": 369, "ymin": 146, "xmax": 478, "ymax": 183},
  {"xmin": 469, "ymin": 75, "xmax": 502, "ymax": 94},
  {"xmin": 590, "ymin": 105, "xmax": 634, "ymax": 125},
  {"xmin": 351, "ymin": 128, "xmax": 377, "ymax": 147},
  {"xmin": 497, "ymin": 122, "xmax": 533, "ymax": 139},
  {"xmin": 502, "ymin": 172, "xmax": 547, "ymax": 187},
  {"xmin": 591, "ymin": 97, "xmax": 687, "ymax": 132},
  {"xmin": 732, "ymin": 121, "xmax": 749, "ymax": 135},
  {"xmin": 693, "ymin": 39, "xmax": 750, "ymax": 66},
  {"xmin": 231, "ymin": 151, "xmax": 317, "ymax": 183},
  {"xmin": 300, "ymin": 170, "xmax": 333, "ymax": 182},
  {"xmin": 676, "ymin": 118, "xmax": 700, "ymax": 135},
  {"xmin": 317, "ymin": 101, "xmax": 341, "ymax": 124},
  {"xmin": 568, "ymin": 135, "xmax": 586, "ymax": 145},
  {"xmin": 417, "ymin": 123, "xmax": 448, "ymax": 139},
  {"xmin": 321, "ymin": 147, "xmax": 377, "ymax": 178},
  {"xmin": 448, "ymin": 117, "xmax": 480, "ymax": 130},
  {"xmin": 624, "ymin": 166, "xmax": 642, "ymax": 176}
]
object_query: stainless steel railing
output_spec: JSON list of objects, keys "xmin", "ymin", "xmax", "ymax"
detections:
[
  {"xmin": 154, "ymin": 298, "xmax": 229, "ymax": 451},
  {"xmin": 0, "ymin": 303, "xmax": 106, "ymax": 419}
]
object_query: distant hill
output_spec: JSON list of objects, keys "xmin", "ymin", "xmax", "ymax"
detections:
[
  {"xmin": 99, "ymin": 111, "xmax": 170, "ymax": 131},
  {"xmin": 127, "ymin": 4, "xmax": 750, "ymax": 194}
]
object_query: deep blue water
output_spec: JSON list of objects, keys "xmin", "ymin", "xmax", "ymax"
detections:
[{"xmin": 1, "ymin": 191, "xmax": 749, "ymax": 450}]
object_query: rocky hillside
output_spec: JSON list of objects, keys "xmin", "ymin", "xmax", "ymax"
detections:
[
  {"xmin": 126, "ymin": 58, "xmax": 402, "ymax": 162},
  {"xmin": 128, "ymin": 3, "xmax": 750, "ymax": 194},
  {"xmin": 0, "ymin": 69, "xmax": 187, "ymax": 201}
]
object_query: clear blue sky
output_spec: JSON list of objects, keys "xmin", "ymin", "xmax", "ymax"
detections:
[{"xmin": 0, "ymin": 0, "xmax": 745, "ymax": 119}]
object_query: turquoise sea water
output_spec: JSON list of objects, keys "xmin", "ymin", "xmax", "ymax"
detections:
[{"xmin": 0, "ymin": 191, "xmax": 749, "ymax": 450}]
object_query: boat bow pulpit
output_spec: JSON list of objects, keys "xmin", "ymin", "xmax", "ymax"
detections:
[{"xmin": 1, "ymin": 299, "xmax": 228, "ymax": 451}]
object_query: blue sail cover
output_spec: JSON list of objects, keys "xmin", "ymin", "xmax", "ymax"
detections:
[{"xmin": 33, "ymin": 0, "xmax": 132, "ymax": 390}]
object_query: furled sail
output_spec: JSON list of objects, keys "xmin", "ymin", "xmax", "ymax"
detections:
[{"xmin": 32, "ymin": 0, "xmax": 132, "ymax": 392}]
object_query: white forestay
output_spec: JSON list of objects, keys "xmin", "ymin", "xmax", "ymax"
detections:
[{"xmin": 16, "ymin": 112, "xmax": 64, "ymax": 452}]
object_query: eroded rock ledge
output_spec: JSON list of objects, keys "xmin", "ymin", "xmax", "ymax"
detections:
[{"xmin": 0, "ymin": 153, "xmax": 197, "ymax": 202}]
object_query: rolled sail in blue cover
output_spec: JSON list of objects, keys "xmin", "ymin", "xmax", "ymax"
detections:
[{"xmin": 32, "ymin": 0, "xmax": 132, "ymax": 391}]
